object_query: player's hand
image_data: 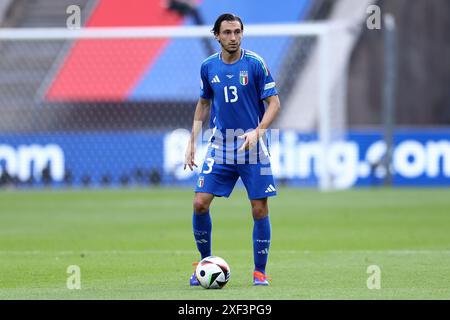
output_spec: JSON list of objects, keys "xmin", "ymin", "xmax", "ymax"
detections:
[
  {"xmin": 238, "ymin": 130, "xmax": 259, "ymax": 152},
  {"xmin": 184, "ymin": 142, "xmax": 198, "ymax": 171}
]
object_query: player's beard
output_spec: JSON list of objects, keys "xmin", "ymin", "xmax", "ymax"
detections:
[{"xmin": 222, "ymin": 42, "xmax": 240, "ymax": 55}]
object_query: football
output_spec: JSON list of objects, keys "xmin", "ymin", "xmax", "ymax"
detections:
[{"xmin": 195, "ymin": 256, "xmax": 231, "ymax": 289}]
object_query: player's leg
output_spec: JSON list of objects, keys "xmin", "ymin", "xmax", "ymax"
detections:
[
  {"xmin": 190, "ymin": 161, "xmax": 239, "ymax": 286},
  {"xmin": 190, "ymin": 192, "xmax": 214, "ymax": 286},
  {"xmin": 238, "ymin": 162, "xmax": 276, "ymax": 286},
  {"xmin": 192, "ymin": 192, "xmax": 215, "ymax": 260},
  {"xmin": 250, "ymin": 198, "xmax": 272, "ymax": 285},
  {"xmin": 192, "ymin": 162, "xmax": 238, "ymax": 260}
]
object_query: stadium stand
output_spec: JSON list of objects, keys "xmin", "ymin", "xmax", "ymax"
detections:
[
  {"xmin": 0, "ymin": 0, "xmax": 94, "ymax": 132},
  {"xmin": 0, "ymin": 0, "xmax": 332, "ymax": 132},
  {"xmin": 0, "ymin": 0, "xmax": 12, "ymax": 24},
  {"xmin": 276, "ymin": 0, "xmax": 376, "ymax": 132}
]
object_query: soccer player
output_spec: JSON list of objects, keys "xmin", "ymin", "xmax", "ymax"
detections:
[{"xmin": 184, "ymin": 13, "xmax": 281, "ymax": 286}]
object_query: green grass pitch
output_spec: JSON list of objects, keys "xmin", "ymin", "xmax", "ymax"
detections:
[{"xmin": 0, "ymin": 187, "xmax": 449, "ymax": 299}]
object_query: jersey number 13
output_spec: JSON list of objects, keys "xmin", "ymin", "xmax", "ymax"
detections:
[{"xmin": 223, "ymin": 86, "xmax": 238, "ymax": 103}]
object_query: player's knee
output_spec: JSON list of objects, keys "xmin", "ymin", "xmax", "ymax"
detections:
[
  {"xmin": 193, "ymin": 198, "xmax": 210, "ymax": 214},
  {"xmin": 252, "ymin": 206, "xmax": 268, "ymax": 220}
]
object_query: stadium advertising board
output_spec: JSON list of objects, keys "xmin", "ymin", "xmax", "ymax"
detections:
[{"xmin": 0, "ymin": 130, "xmax": 449, "ymax": 188}]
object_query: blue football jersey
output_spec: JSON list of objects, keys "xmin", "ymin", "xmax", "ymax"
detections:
[{"xmin": 199, "ymin": 49, "xmax": 278, "ymax": 163}]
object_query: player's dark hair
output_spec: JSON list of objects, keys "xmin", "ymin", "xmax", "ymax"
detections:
[{"xmin": 212, "ymin": 13, "xmax": 244, "ymax": 35}]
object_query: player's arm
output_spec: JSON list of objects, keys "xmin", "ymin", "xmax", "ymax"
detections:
[
  {"xmin": 257, "ymin": 94, "xmax": 281, "ymax": 136},
  {"xmin": 184, "ymin": 97, "xmax": 211, "ymax": 171},
  {"xmin": 239, "ymin": 94, "xmax": 281, "ymax": 151}
]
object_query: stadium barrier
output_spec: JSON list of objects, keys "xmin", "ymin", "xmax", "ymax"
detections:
[{"xmin": 1, "ymin": 129, "xmax": 449, "ymax": 189}]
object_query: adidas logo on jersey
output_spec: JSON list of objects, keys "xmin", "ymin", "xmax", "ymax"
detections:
[
  {"xmin": 264, "ymin": 184, "xmax": 276, "ymax": 193},
  {"xmin": 211, "ymin": 75, "xmax": 221, "ymax": 83}
]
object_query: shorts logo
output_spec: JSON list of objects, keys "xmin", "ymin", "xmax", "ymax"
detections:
[
  {"xmin": 264, "ymin": 184, "xmax": 276, "ymax": 193},
  {"xmin": 197, "ymin": 176, "xmax": 204, "ymax": 188},
  {"xmin": 239, "ymin": 71, "xmax": 248, "ymax": 86}
]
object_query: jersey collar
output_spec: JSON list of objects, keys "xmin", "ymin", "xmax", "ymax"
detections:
[{"xmin": 219, "ymin": 48, "xmax": 245, "ymax": 62}]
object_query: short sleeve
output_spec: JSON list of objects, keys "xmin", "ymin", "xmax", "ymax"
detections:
[
  {"xmin": 256, "ymin": 58, "xmax": 278, "ymax": 100},
  {"xmin": 200, "ymin": 63, "xmax": 212, "ymax": 99}
]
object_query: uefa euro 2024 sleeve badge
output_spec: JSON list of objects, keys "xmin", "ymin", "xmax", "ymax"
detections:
[{"xmin": 239, "ymin": 71, "xmax": 248, "ymax": 86}]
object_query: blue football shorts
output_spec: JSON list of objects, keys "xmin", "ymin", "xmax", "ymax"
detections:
[{"xmin": 194, "ymin": 158, "xmax": 277, "ymax": 200}]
